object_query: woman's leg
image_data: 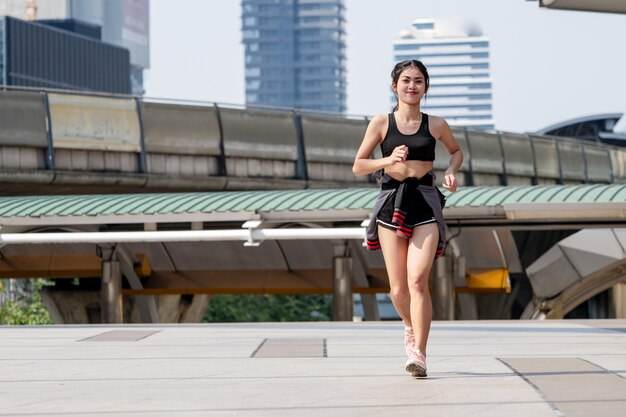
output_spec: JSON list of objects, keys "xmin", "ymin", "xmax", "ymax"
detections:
[
  {"xmin": 406, "ymin": 222, "xmax": 439, "ymax": 354},
  {"xmin": 377, "ymin": 225, "xmax": 411, "ymax": 326}
]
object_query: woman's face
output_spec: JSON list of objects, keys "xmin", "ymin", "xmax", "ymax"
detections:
[{"xmin": 393, "ymin": 66, "xmax": 426, "ymax": 105}]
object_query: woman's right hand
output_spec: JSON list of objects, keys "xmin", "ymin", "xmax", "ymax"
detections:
[{"xmin": 387, "ymin": 145, "xmax": 408, "ymax": 166}]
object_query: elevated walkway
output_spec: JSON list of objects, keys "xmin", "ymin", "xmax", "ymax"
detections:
[
  {"xmin": 0, "ymin": 184, "xmax": 625, "ymax": 323},
  {"xmin": 1, "ymin": 320, "xmax": 625, "ymax": 417},
  {"xmin": 1, "ymin": 88, "xmax": 624, "ymax": 196}
]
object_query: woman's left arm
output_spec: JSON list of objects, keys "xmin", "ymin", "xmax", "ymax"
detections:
[{"xmin": 431, "ymin": 116, "xmax": 463, "ymax": 192}]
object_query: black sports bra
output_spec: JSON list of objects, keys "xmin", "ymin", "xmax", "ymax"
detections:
[{"xmin": 380, "ymin": 113, "xmax": 436, "ymax": 162}]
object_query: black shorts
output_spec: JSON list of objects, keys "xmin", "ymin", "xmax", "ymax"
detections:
[{"xmin": 376, "ymin": 189, "xmax": 436, "ymax": 236}]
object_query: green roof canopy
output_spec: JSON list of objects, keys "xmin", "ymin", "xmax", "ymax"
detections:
[{"xmin": 0, "ymin": 184, "xmax": 625, "ymax": 227}]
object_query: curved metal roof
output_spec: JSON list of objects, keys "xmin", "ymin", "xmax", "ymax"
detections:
[
  {"xmin": 535, "ymin": 113, "xmax": 623, "ymax": 135},
  {"xmin": 0, "ymin": 184, "xmax": 625, "ymax": 226},
  {"xmin": 539, "ymin": 0, "xmax": 626, "ymax": 14},
  {"xmin": 0, "ymin": 188, "xmax": 376, "ymax": 218}
]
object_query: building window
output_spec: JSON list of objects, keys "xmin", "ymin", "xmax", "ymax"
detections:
[
  {"xmin": 246, "ymin": 67, "xmax": 261, "ymax": 77},
  {"xmin": 414, "ymin": 22, "xmax": 434, "ymax": 30},
  {"xmin": 394, "ymin": 44, "xmax": 419, "ymax": 51},
  {"xmin": 243, "ymin": 29, "xmax": 260, "ymax": 39},
  {"xmin": 246, "ymin": 80, "xmax": 261, "ymax": 89}
]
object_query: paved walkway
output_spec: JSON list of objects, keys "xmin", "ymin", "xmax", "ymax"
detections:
[{"xmin": 1, "ymin": 320, "xmax": 625, "ymax": 416}]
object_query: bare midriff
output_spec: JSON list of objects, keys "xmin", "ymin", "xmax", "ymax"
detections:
[{"xmin": 385, "ymin": 160, "xmax": 434, "ymax": 181}]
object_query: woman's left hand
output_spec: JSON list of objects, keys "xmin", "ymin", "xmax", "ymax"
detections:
[{"xmin": 442, "ymin": 171, "xmax": 458, "ymax": 192}]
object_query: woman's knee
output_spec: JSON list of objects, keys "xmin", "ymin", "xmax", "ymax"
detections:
[
  {"xmin": 407, "ymin": 272, "xmax": 429, "ymax": 295},
  {"xmin": 389, "ymin": 285, "xmax": 410, "ymax": 302}
]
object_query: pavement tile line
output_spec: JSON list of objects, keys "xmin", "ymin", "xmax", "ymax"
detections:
[
  {"xmin": 78, "ymin": 330, "xmax": 161, "ymax": 342},
  {"xmin": 495, "ymin": 358, "xmax": 565, "ymax": 417},
  {"xmin": 577, "ymin": 357, "xmax": 626, "ymax": 382},
  {"xmin": 498, "ymin": 357, "xmax": 626, "ymax": 417},
  {"xmin": 595, "ymin": 326, "xmax": 626, "ymax": 334},
  {"xmin": 251, "ymin": 338, "xmax": 326, "ymax": 358},
  {"xmin": 250, "ymin": 338, "xmax": 268, "ymax": 358}
]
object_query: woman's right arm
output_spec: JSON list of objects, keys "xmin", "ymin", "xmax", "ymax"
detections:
[{"xmin": 352, "ymin": 115, "xmax": 406, "ymax": 176}]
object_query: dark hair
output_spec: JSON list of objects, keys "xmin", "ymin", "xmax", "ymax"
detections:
[{"xmin": 391, "ymin": 59, "xmax": 429, "ymax": 111}]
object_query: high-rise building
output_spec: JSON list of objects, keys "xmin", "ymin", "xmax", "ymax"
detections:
[
  {"xmin": 0, "ymin": 16, "xmax": 131, "ymax": 94},
  {"xmin": 242, "ymin": 0, "xmax": 347, "ymax": 113},
  {"xmin": 393, "ymin": 18, "xmax": 494, "ymax": 129},
  {"xmin": 0, "ymin": 0, "xmax": 149, "ymax": 95}
]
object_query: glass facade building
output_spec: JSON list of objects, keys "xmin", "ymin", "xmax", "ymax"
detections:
[
  {"xmin": 242, "ymin": 0, "xmax": 347, "ymax": 113},
  {"xmin": 0, "ymin": 16, "xmax": 131, "ymax": 94},
  {"xmin": 0, "ymin": 0, "xmax": 149, "ymax": 95},
  {"xmin": 393, "ymin": 18, "xmax": 494, "ymax": 129}
]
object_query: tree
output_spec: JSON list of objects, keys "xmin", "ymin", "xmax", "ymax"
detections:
[
  {"xmin": 0, "ymin": 279, "xmax": 53, "ymax": 325},
  {"xmin": 203, "ymin": 294, "xmax": 332, "ymax": 323}
]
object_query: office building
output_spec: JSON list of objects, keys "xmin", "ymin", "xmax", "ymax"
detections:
[
  {"xmin": 0, "ymin": 0, "xmax": 149, "ymax": 95},
  {"xmin": 242, "ymin": 0, "xmax": 347, "ymax": 113},
  {"xmin": 393, "ymin": 18, "xmax": 494, "ymax": 129},
  {"xmin": 0, "ymin": 16, "xmax": 130, "ymax": 94}
]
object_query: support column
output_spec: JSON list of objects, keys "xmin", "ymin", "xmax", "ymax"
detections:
[
  {"xmin": 348, "ymin": 241, "xmax": 379, "ymax": 321},
  {"xmin": 432, "ymin": 255, "xmax": 454, "ymax": 320},
  {"xmin": 454, "ymin": 256, "xmax": 478, "ymax": 320},
  {"xmin": 101, "ymin": 260, "xmax": 122, "ymax": 323},
  {"xmin": 116, "ymin": 245, "xmax": 160, "ymax": 324},
  {"xmin": 360, "ymin": 294, "xmax": 380, "ymax": 321},
  {"xmin": 332, "ymin": 243, "xmax": 353, "ymax": 321},
  {"xmin": 610, "ymin": 282, "xmax": 626, "ymax": 318}
]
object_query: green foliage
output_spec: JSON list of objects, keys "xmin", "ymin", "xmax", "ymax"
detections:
[
  {"xmin": 204, "ymin": 294, "xmax": 332, "ymax": 323},
  {"xmin": 0, "ymin": 280, "xmax": 53, "ymax": 325}
]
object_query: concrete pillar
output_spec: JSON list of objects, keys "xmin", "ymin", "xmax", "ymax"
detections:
[
  {"xmin": 347, "ymin": 241, "xmax": 380, "ymax": 321},
  {"xmin": 610, "ymin": 282, "xmax": 626, "ymax": 318},
  {"xmin": 454, "ymin": 256, "xmax": 478, "ymax": 320},
  {"xmin": 101, "ymin": 261, "xmax": 122, "ymax": 323},
  {"xmin": 432, "ymin": 255, "xmax": 454, "ymax": 320},
  {"xmin": 333, "ymin": 256, "xmax": 353, "ymax": 321},
  {"xmin": 360, "ymin": 294, "xmax": 380, "ymax": 321}
]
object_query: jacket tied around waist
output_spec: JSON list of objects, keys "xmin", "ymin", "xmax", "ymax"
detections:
[{"xmin": 366, "ymin": 171, "xmax": 447, "ymax": 259}]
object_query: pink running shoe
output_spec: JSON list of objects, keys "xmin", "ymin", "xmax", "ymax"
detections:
[
  {"xmin": 405, "ymin": 349, "xmax": 427, "ymax": 377},
  {"xmin": 403, "ymin": 326, "xmax": 415, "ymax": 357}
]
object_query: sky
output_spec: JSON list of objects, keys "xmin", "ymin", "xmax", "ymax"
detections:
[{"xmin": 145, "ymin": 0, "xmax": 626, "ymax": 134}]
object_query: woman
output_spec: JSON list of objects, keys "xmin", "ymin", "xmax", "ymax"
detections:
[{"xmin": 352, "ymin": 60, "xmax": 462, "ymax": 377}]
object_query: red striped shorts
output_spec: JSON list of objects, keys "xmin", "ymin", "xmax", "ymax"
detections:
[{"xmin": 375, "ymin": 190, "xmax": 436, "ymax": 238}]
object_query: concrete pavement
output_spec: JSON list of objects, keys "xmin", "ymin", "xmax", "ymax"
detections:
[{"xmin": 1, "ymin": 320, "xmax": 625, "ymax": 416}]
